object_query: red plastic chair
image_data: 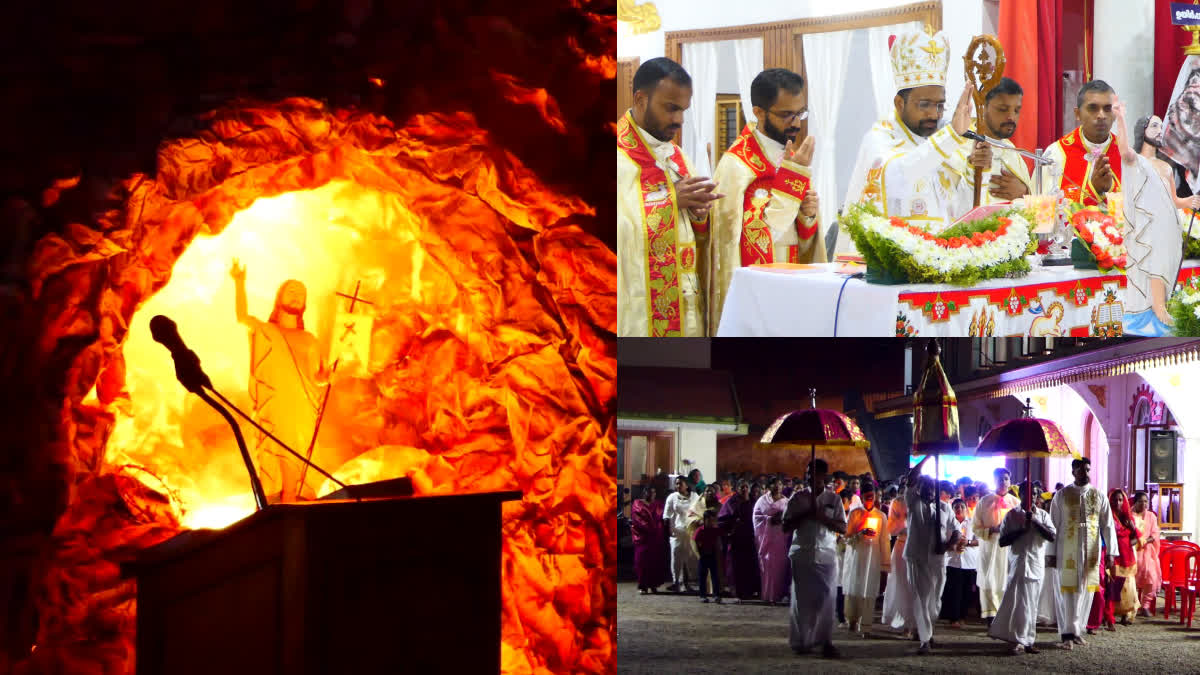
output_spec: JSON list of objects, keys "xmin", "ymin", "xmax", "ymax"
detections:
[
  {"xmin": 1163, "ymin": 546, "xmax": 1190, "ymax": 620},
  {"xmin": 1155, "ymin": 542, "xmax": 1179, "ymax": 616},
  {"xmin": 1183, "ymin": 551, "xmax": 1200, "ymax": 628}
]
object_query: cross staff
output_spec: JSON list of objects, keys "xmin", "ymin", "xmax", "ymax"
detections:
[{"xmin": 296, "ymin": 281, "xmax": 373, "ymax": 497}]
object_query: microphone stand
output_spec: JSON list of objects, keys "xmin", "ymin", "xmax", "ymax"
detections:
[{"xmin": 151, "ymin": 316, "xmax": 355, "ymax": 515}]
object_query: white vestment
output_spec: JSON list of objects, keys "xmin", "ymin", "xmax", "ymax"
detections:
[
  {"xmin": 617, "ymin": 113, "xmax": 708, "ymax": 337},
  {"xmin": 1122, "ymin": 152, "xmax": 1183, "ymax": 317},
  {"xmin": 903, "ymin": 484, "xmax": 957, "ymax": 643},
  {"xmin": 843, "ymin": 505, "xmax": 891, "ymax": 627},
  {"xmin": 882, "ymin": 496, "xmax": 913, "ymax": 630},
  {"xmin": 973, "ymin": 491, "xmax": 1020, "ymax": 618},
  {"xmin": 969, "ymin": 120, "xmax": 1034, "ymax": 205},
  {"xmin": 836, "ymin": 112, "xmax": 974, "ymax": 257},
  {"xmin": 1050, "ymin": 483, "xmax": 1117, "ymax": 638},
  {"xmin": 989, "ymin": 507, "xmax": 1056, "ymax": 647},
  {"xmin": 663, "ymin": 491, "xmax": 700, "ymax": 585},
  {"xmin": 788, "ymin": 487, "xmax": 846, "ymax": 651}
]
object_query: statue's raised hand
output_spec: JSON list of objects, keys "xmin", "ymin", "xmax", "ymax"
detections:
[{"xmin": 230, "ymin": 258, "xmax": 246, "ymax": 282}]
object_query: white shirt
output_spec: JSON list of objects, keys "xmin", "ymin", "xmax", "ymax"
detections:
[
  {"xmin": 1001, "ymin": 506, "xmax": 1057, "ymax": 582},
  {"xmin": 947, "ymin": 516, "xmax": 979, "ymax": 569},
  {"xmin": 903, "ymin": 484, "xmax": 957, "ymax": 564},
  {"xmin": 663, "ymin": 491, "xmax": 700, "ymax": 533},
  {"xmin": 791, "ymin": 487, "xmax": 847, "ymax": 559}
]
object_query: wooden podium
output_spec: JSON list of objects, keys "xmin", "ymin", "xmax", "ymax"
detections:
[{"xmin": 128, "ymin": 491, "xmax": 520, "ymax": 675}]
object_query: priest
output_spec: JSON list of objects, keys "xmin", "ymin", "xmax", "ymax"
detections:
[
  {"xmin": 972, "ymin": 77, "xmax": 1034, "ymax": 204},
  {"xmin": 1048, "ymin": 457, "xmax": 1116, "ymax": 650},
  {"xmin": 988, "ymin": 495, "xmax": 1056, "ymax": 655},
  {"xmin": 1039, "ymin": 81, "xmax": 1122, "ymax": 206},
  {"xmin": 617, "ymin": 57, "xmax": 721, "ymax": 337},
  {"xmin": 709, "ymin": 68, "xmax": 821, "ymax": 331},
  {"xmin": 835, "ymin": 26, "xmax": 991, "ymax": 257}
]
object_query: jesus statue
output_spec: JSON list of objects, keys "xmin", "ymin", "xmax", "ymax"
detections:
[{"xmin": 231, "ymin": 258, "xmax": 329, "ymax": 503}]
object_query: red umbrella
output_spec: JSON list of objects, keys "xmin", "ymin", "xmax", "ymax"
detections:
[
  {"xmin": 974, "ymin": 400, "xmax": 1077, "ymax": 510},
  {"xmin": 759, "ymin": 388, "xmax": 870, "ymax": 479}
]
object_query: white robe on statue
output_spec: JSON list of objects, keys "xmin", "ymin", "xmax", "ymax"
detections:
[
  {"xmin": 788, "ymin": 487, "xmax": 847, "ymax": 651},
  {"xmin": 835, "ymin": 112, "xmax": 974, "ymax": 257},
  {"xmin": 903, "ymin": 484, "xmax": 957, "ymax": 644},
  {"xmin": 1050, "ymin": 483, "xmax": 1116, "ymax": 639},
  {"xmin": 989, "ymin": 506, "xmax": 1056, "ymax": 647},
  {"xmin": 1122, "ymin": 152, "xmax": 1183, "ymax": 336},
  {"xmin": 973, "ymin": 491, "xmax": 1020, "ymax": 618},
  {"xmin": 882, "ymin": 496, "xmax": 913, "ymax": 630}
]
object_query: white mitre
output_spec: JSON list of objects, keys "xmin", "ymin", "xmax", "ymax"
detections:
[{"xmin": 891, "ymin": 25, "xmax": 951, "ymax": 91}]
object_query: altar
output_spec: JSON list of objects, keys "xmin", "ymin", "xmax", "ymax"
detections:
[{"xmin": 715, "ymin": 260, "xmax": 1129, "ymax": 337}]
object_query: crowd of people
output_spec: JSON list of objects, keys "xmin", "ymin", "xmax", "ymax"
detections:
[{"xmin": 628, "ymin": 458, "xmax": 1166, "ymax": 658}]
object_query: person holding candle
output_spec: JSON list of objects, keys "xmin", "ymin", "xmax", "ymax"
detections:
[
  {"xmin": 940, "ymin": 498, "xmax": 980, "ymax": 628},
  {"xmin": 842, "ymin": 483, "xmax": 891, "ymax": 636},
  {"xmin": 973, "ymin": 467, "xmax": 1020, "ymax": 627},
  {"xmin": 988, "ymin": 490, "xmax": 1057, "ymax": 655}
]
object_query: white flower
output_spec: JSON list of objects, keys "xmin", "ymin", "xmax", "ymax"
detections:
[{"xmin": 1193, "ymin": 304, "xmax": 1200, "ymax": 320}]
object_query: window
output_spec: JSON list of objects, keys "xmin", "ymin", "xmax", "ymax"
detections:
[{"xmin": 715, "ymin": 94, "xmax": 747, "ymax": 161}]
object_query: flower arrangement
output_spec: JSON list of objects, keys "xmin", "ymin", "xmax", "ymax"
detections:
[
  {"xmin": 1179, "ymin": 209, "xmax": 1200, "ymax": 259},
  {"xmin": 842, "ymin": 203, "xmax": 1035, "ymax": 285},
  {"xmin": 1070, "ymin": 208, "xmax": 1127, "ymax": 272},
  {"xmin": 1168, "ymin": 279, "xmax": 1200, "ymax": 337}
]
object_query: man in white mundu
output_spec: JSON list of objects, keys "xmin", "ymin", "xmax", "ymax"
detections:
[
  {"xmin": 835, "ymin": 26, "xmax": 991, "ymax": 257},
  {"xmin": 663, "ymin": 475, "xmax": 701, "ymax": 592},
  {"xmin": 903, "ymin": 456, "xmax": 960, "ymax": 655},
  {"xmin": 988, "ymin": 496, "xmax": 1056, "ymax": 655},
  {"xmin": 972, "ymin": 467, "xmax": 1020, "ymax": 625},
  {"xmin": 1049, "ymin": 457, "xmax": 1116, "ymax": 650},
  {"xmin": 783, "ymin": 458, "xmax": 846, "ymax": 659}
]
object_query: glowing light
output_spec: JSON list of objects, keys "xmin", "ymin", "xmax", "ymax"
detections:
[{"xmin": 369, "ymin": 77, "xmax": 385, "ymax": 88}]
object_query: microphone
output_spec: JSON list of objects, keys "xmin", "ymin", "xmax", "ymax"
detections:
[
  {"xmin": 961, "ymin": 129, "xmax": 986, "ymax": 143},
  {"xmin": 150, "ymin": 315, "xmax": 212, "ymax": 394}
]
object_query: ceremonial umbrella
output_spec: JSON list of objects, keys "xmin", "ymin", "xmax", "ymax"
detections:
[
  {"xmin": 911, "ymin": 339, "xmax": 960, "ymax": 486},
  {"xmin": 974, "ymin": 400, "xmax": 1078, "ymax": 510},
  {"xmin": 759, "ymin": 388, "xmax": 870, "ymax": 482}
]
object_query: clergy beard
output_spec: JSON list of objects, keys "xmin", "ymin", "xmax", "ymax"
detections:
[
  {"xmin": 987, "ymin": 122, "xmax": 1016, "ymax": 140},
  {"xmin": 760, "ymin": 116, "xmax": 798, "ymax": 147}
]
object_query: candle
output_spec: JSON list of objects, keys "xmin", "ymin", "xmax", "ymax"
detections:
[
  {"xmin": 1027, "ymin": 194, "xmax": 1058, "ymax": 234},
  {"xmin": 865, "ymin": 516, "xmax": 880, "ymax": 533},
  {"xmin": 1106, "ymin": 191, "xmax": 1124, "ymax": 226}
]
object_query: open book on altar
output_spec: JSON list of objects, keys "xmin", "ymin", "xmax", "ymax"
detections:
[{"xmin": 952, "ymin": 202, "xmax": 1012, "ymax": 226}]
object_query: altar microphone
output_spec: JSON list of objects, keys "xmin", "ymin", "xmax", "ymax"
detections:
[{"xmin": 149, "ymin": 314, "xmax": 354, "ymax": 509}]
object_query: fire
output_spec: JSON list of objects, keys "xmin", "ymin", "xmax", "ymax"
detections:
[{"xmin": 21, "ymin": 98, "xmax": 616, "ymax": 674}]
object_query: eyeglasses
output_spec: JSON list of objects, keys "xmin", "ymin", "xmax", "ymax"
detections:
[
  {"xmin": 769, "ymin": 109, "xmax": 809, "ymax": 123},
  {"xmin": 916, "ymin": 100, "xmax": 947, "ymax": 114}
]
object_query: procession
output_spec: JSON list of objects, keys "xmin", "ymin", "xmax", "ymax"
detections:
[
  {"xmin": 617, "ymin": 0, "xmax": 1200, "ymax": 337},
  {"xmin": 616, "ymin": 336, "xmax": 1200, "ymax": 672}
]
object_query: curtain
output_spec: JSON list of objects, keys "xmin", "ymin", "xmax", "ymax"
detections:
[
  {"xmin": 681, "ymin": 41, "xmax": 720, "ymax": 177},
  {"xmin": 731, "ymin": 37, "xmax": 763, "ymax": 136},
  {"xmin": 801, "ymin": 30, "xmax": 854, "ymax": 231},
  {"xmin": 865, "ymin": 22, "xmax": 921, "ymax": 121},
  {"xmin": 1000, "ymin": 0, "xmax": 1040, "ymax": 157},
  {"xmin": 1156, "ymin": 0, "xmax": 1194, "ymax": 118}
]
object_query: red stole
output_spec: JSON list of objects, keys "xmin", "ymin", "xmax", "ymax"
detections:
[
  {"xmin": 616, "ymin": 111, "xmax": 701, "ymax": 337},
  {"xmin": 1058, "ymin": 127, "xmax": 1123, "ymax": 206},
  {"xmin": 725, "ymin": 126, "xmax": 815, "ymax": 265}
]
